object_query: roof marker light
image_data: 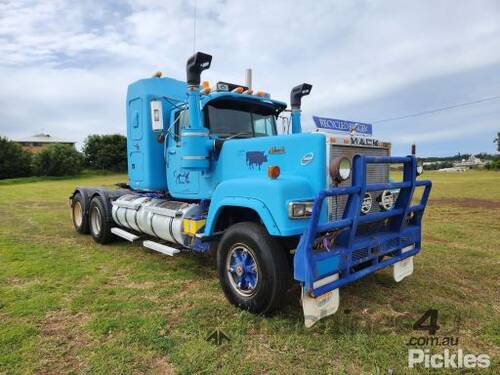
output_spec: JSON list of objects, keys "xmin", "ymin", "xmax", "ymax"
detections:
[
  {"xmin": 201, "ymin": 80, "xmax": 211, "ymax": 94},
  {"xmin": 255, "ymin": 91, "xmax": 271, "ymax": 98},
  {"xmin": 232, "ymin": 87, "xmax": 244, "ymax": 93}
]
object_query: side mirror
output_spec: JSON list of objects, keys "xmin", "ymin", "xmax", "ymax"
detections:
[{"xmin": 186, "ymin": 52, "xmax": 212, "ymax": 86}]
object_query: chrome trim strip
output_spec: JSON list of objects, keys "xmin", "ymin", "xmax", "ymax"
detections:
[
  {"xmin": 182, "ymin": 132, "xmax": 209, "ymax": 136},
  {"xmin": 182, "ymin": 156, "xmax": 209, "ymax": 160}
]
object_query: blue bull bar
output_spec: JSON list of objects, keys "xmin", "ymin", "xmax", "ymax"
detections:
[{"xmin": 294, "ymin": 155, "xmax": 432, "ymax": 297}]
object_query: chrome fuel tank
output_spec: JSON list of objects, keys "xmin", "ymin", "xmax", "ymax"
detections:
[{"xmin": 111, "ymin": 194, "xmax": 201, "ymax": 245}]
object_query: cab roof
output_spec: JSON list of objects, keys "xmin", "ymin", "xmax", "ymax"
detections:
[{"xmin": 200, "ymin": 91, "xmax": 287, "ymax": 116}]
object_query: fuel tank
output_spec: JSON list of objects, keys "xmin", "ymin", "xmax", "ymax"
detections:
[{"xmin": 111, "ymin": 194, "xmax": 201, "ymax": 245}]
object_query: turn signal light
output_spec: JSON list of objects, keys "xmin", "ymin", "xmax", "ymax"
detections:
[{"xmin": 268, "ymin": 165, "xmax": 280, "ymax": 179}]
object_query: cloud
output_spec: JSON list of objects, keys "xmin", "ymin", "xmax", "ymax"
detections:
[{"xmin": 0, "ymin": 0, "xmax": 499, "ymax": 154}]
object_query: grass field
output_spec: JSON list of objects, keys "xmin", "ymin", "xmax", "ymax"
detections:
[{"xmin": 0, "ymin": 171, "xmax": 499, "ymax": 374}]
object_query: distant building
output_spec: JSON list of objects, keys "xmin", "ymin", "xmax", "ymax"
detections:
[
  {"xmin": 438, "ymin": 167, "xmax": 467, "ymax": 172},
  {"xmin": 453, "ymin": 155, "xmax": 486, "ymax": 168},
  {"xmin": 14, "ymin": 133, "xmax": 76, "ymax": 153}
]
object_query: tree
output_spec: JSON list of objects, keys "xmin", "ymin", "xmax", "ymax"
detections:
[
  {"xmin": 82, "ymin": 134, "xmax": 127, "ymax": 172},
  {"xmin": 495, "ymin": 132, "xmax": 500, "ymax": 152},
  {"xmin": 0, "ymin": 136, "xmax": 32, "ymax": 179},
  {"xmin": 32, "ymin": 144, "xmax": 84, "ymax": 176}
]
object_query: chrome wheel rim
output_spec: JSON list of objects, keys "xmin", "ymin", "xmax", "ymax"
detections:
[
  {"xmin": 72, "ymin": 201, "xmax": 83, "ymax": 227},
  {"xmin": 90, "ymin": 205, "xmax": 102, "ymax": 235},
  {"xmin": 226, "ymin": 243, "xmax": 259, "ymax": 297}
]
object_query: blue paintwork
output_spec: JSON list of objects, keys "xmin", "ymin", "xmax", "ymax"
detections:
[
  {"xmin": 181, "ymin": 86, "xmax": 211, "ymax": 169},
  {"xmin": 201, "ymin": 133, "xmax": 327, "ymax": 236},
  {"xmin": 293, "ymin": 155, "xmax": 432, "ymax": 296},
  {"xmin": 126, "ymin": 77, "xmax": 186, "ymax": 191},
  {"xmin": 291, "ymin": 109, "xmax": 302, "ymax": 133}
]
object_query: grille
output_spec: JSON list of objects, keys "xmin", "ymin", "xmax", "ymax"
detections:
[{"xmin": 327, "ymin": 145, "xmax": 389, "ymax": 221}]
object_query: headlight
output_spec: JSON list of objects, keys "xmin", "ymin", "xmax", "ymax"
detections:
[
  {"xmin": 416, "ymin": 160, "xmax": 424, "ymax": 176},
  {"xmin": 378, "ymin": 190, "xmax": 395, "ymax": 210},
  {"xmin": 330, "ymin": 156, "xmax": 351, "ymax": 183},
  {"xmin": 288, "ymin": 201, "xmax": 314, "ymax": 219},
  {"xmin": 361, "ymin": 193, "xmax": 372, "ymax": 214}
]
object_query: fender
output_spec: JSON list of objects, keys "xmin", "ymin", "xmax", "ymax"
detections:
[
  {"xmin": 205, "ymin": 176, "xmax": 321, "ymax": 236},
  {"xmin": 206, "ymin": 196, "xmax": 281, "ymax": 235}
]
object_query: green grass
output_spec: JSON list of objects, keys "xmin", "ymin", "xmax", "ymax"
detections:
[{"xmin": 0, "ymin": 171, "xmax": 499, "ymax": 374}]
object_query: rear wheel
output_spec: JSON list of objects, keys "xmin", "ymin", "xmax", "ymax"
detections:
[
  {"xmin": 216, "ymin": 222, "xmax": 289, "ymax": 314},
  {"xmin": 71, "ymin": 192, "xmax": 89, "ymax": 234},
  {"xmin": 89, "ymin": 196, "xmax": 113, "ymax": 244}
]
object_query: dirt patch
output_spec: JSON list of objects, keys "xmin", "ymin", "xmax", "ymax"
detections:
[
  {"xmin": 7, "ymin": 277, "xmax": 41, "ymax": 288},
  {"xmin": 431, "ymin": 197, "xmax": 500, "ymax": 209},
  {"xmin": 125, "ymin": 280, "xmax": 157, "ymax": 289},
  {"xmin": 150, "ymin": 356, "xmax": 176, "ymax": 374},
  {"xmin": 37, "ymin": 309, "xmax": 90, "ymax": 374}
]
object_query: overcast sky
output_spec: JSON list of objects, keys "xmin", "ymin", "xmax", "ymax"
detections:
[{"xmin": 0, "ymin": 0, "xmax": 499, "ymax": 156}]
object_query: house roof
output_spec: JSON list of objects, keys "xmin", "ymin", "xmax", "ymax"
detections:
[{"xmin": 15, "ymin": 133, "xmax": 76, "ymax": 144}]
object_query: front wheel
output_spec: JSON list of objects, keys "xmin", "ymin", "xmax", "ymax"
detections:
[{"xmin": 216, "ymin": 222, "xmax": 290, "ymax": 314}]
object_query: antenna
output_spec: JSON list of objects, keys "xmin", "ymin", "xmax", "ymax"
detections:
[{"xmin": 192, "ymin": 0, "xmax": 197, "ymax": 53}]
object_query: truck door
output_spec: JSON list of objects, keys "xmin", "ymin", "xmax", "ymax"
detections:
[
  {"xmin": 166, "ymin": 109, "xmax": 200, "ymax": 195},
  {"xmin": 128, "ymin": 98, "xmax": 144, "ymax": 186}
]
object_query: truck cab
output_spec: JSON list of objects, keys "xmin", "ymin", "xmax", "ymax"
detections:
[{"xmin": 70, "ymin": 52, "xmax": 431, "ymax": 326}]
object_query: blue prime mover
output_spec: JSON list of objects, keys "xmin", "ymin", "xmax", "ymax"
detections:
[{"xmin": 70, "ymin": 52, "xmax": 431, "ymax": 326}]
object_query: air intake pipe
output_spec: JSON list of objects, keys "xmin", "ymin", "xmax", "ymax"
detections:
[
  {"xmin": 182, "ymin": 52, "xmax": 213, "ymax": 169},
  {"xmin": 290, "ymin": 83, "xmax": 312, "ymax": 134}
]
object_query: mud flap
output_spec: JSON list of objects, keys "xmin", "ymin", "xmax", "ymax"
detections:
[
  {"xmin": 393, "ymin": 245, "xmax": 415, "ymax": 282},
  {"xmin": 302, "ymin": 273, "xmax": 340, "ymax": 328}
]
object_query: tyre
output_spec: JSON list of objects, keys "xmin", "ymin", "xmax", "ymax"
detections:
[
  {"xmin": 216, "ymin": 222, "xmax": 289, "ymax": 314},
  {"xmin": 89, "ymin": 196, "xmax": 113, "ymax": 244},
  {"xmin": 71, "ymin": 192, "xmax": 89, "ymax": 234}
]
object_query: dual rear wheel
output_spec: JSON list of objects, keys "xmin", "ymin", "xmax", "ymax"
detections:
[{"xmin": 71, "ymin": 193, "xmax": 113, "ymax": 244}]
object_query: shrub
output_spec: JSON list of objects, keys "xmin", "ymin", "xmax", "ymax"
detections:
[
  {"xmin": 82, "ymin": 134, "xmax": 127, "ymax": 172},
  {"xmin": 485, "ymin": 158, "xmax": 500, "ymax": 170},
  {"xmin": 0, "ymin": 136, "xmax": 32, "ymax": 179},
  {"xmin": 32, "ymin": 144, "xmax": 84, "ymax": 176}
]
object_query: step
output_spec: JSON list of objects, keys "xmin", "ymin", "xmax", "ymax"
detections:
[
  {"xmin": 143, "ymin": 240, "xmax": 180, "ymax": 256},
  {"xmin": 111, "ymin": 227, "xmax": 140, "ymax": 242}
]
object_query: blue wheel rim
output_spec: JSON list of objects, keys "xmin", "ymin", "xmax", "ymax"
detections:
[{"xmin": 226, "ymin": 244, "xmax": 259, "ymax": 297}]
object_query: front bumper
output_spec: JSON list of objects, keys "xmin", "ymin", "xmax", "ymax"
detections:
[{"xmin": 294, "ymin": 155, "xmax": 432, "ymax": 297}]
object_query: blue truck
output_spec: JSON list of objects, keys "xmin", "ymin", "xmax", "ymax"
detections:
[{"xmin": 70, "ymin": 52, "xmax": 431, "ymax": 326}]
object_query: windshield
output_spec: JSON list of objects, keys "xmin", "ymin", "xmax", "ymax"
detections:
[{"xmin": 205, "ymin": 99, "xmax": 277, "ymax": 138}]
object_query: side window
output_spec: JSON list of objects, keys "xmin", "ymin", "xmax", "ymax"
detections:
[
  {"xmin": 254, "ymin": 116, "xmax": 274, "ymax": 136},
  {"xmin": 173, "ymin": 110, "xmax": 190, "ymax": 142}
]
